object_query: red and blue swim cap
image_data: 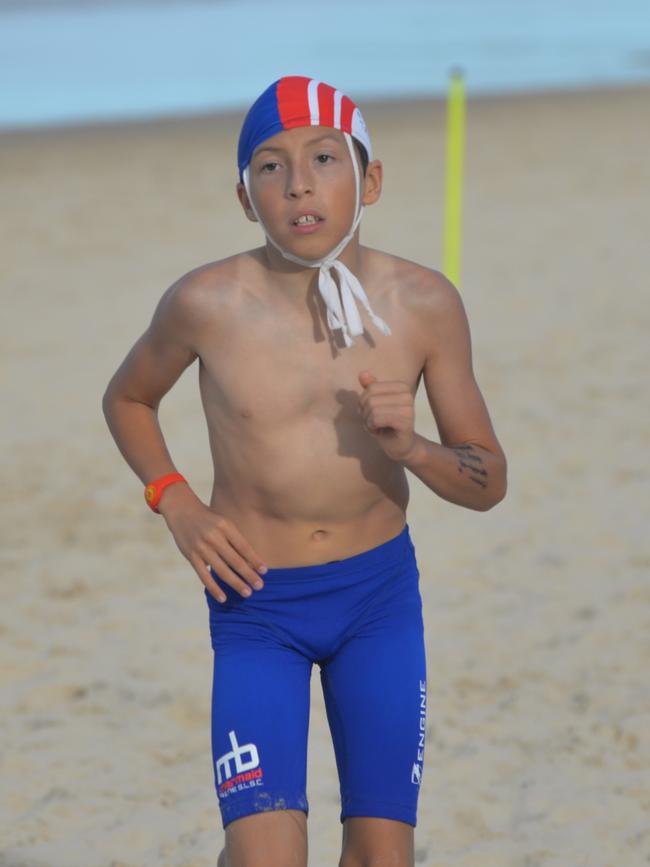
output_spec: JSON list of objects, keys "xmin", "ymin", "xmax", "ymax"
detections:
[{"xmin": 237, "ymin": 75, "xmax": 373, "ymax": 183}]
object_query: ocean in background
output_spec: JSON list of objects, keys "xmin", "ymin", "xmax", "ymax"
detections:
[{"xmin": 1, "ymin": 0, "xmax": 650, "ymax": 130}]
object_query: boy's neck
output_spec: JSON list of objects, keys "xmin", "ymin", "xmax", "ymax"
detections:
[{"xmin": 261, "ymin": 235, "xmax": 366, "ymax": 298}]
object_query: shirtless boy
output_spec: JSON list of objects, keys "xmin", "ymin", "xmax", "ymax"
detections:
[{"xmin": 102, "ymin": 75, "xmax": 507, "ymax": 867}]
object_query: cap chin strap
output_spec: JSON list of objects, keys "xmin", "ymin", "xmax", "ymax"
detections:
[{"xmin": 242, "ymin": 132, "xmax": 391, "ymax": 347}]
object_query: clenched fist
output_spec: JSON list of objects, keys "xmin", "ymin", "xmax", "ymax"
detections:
[{"xmin": 357, "ymin": 370, "xmax": 418, "ymax": 463}]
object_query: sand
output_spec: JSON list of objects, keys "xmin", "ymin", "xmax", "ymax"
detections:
[{"xmin": 1, "ymin": 83, "xmax": 649, "ymax": 866}]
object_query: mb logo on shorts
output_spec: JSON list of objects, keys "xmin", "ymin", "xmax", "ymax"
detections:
[{"xmin": 216, "ymin": 729, "xmax": 262, "ymax": 792}]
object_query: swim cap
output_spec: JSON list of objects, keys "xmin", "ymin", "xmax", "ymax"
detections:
[
  {"xmin": 237, "ymin": 75, "xmax": 391, "ymax": 348},
  {"xmin": 237, "ymin": 75, "xmax": 373, "ymax": 184}
]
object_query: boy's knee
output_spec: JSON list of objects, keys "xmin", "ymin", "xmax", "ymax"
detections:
[
  {"xmin": 221, "ymin": 808, "xmax": 308, "ymax": 867},
  {"xmin": 339, "ymin": 816, "xmax": 414, "ymax": 867}
]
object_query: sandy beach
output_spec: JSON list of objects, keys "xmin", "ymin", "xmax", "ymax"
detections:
[{"xmin": 1, "ymin": 83, "xmax": 649, "ymax": 866}]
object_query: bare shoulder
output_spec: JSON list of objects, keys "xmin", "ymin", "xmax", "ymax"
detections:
[
  {"xmin": 157, "ymin": 253, "xmax": 244, "ymax": 317},
  {"xmin": 367, "ymin": 249, "xmax": 464, "ymax": 354},
  {"xmin": 151, "ymin": 251, "xmax": 256, "ymax": 347},
  {"xmin": 368, "ymin": 248, "xmax": 459, "ymax": 312}
]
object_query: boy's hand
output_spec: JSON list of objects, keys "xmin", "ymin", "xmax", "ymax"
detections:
[
  {"xmin": 157, "ymin": 484, "xmax": 268, "ymax": 604},
  {"xmin": 357, "ymin": 370, "xmax": 418, "ymax": 463}
]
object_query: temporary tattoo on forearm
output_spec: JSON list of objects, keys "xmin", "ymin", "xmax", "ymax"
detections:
[{"xmin": 452, "ymin": 443, "xmax": 488, "ymax": 489}]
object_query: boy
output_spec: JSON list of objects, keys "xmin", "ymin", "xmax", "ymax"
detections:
[{"xmin": 102, "ymin": 75, "xmax": 507, "ymax": 867}]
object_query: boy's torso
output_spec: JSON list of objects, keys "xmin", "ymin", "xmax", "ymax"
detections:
[{"xmin": 189, "ymin": 246, "xmax": 435, "ymax": 567}]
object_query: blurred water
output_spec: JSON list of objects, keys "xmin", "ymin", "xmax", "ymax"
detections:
[{"xmin": 1, "ymin": 0, "xmax": 649, "ymax": 130}]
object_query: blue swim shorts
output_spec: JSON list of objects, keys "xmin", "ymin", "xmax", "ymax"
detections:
[{"xmin": 204, "ymin": 522, "xmax": 427, "ymax": 830}]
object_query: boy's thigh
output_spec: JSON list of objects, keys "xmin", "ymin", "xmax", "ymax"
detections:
[
  {"xmin": 340, "ymin": 816, "xmax": 414, "ymax": 866},
  {"xmin": 222, "ymin": 808, "xmax": 308, "ymax": 867}
]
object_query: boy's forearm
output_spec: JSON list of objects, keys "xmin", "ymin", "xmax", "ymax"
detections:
[
  {"xmin": 399, "ymin": 433, "xmax": 507, "ymax": 511},
  {"xmin": 102, "ymin": 393, "xmax": 180, "ymax": 487}
]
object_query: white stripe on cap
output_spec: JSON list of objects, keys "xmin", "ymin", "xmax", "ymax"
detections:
[
  {"xmin": 334, "ymin": 89, "xmax": 342, "ymax": 128},
  {"xmin": 308, "ymin": 79, "xmax": 321, "ymax": 125}
]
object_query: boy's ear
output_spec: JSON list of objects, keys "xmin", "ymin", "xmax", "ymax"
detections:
[
  {"xmin": 361, "ymin": 159, "xmax": 383, "ymax": 207},
  {"xmin": 236, "ymin": 182, "xmax": 258, "ymax": 222}
]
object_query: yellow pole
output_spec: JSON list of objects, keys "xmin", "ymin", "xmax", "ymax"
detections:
[{"xmin": 443, "ymin": 67, "xmax": 466, "ymax": 288}]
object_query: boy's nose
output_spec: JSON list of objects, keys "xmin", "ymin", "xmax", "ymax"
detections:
[{"xmin": 286, "ymin": 168, "xmax": 313, "ymax": 197}]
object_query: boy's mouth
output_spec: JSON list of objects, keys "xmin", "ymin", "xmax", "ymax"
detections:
[
  {"xmin": 290, "ymin": 210, "xmax": 324, "ymax": 224},
  {"xmin": 290, "ymin": 212, "xmax": 325, "ymax": 234}
]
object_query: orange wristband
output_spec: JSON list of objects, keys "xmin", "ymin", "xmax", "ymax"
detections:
[{"xmin": 144, "ymin": 472, "xmax": 187, "ymax": 513}]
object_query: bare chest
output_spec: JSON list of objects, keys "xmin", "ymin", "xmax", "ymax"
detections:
[{"xmin": 197, "ymin": 288, "xmax": 426, "ymax": 427}]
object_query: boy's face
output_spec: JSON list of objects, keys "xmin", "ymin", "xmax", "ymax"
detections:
[{"xmin": 237, "ymin": 125, "xmax": 381, "ymax": 260}]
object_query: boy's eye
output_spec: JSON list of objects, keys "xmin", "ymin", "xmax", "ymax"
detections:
[{"xmin": 259, "ymin": 153, "xmax": 334, "ymax": 173}]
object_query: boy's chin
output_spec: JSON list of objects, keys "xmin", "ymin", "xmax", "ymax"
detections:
[{"xmin": 277, "ymin": 225, "xmax": 349, "ymax": 258}]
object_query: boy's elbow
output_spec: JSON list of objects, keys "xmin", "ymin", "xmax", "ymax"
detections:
[
  {"xmin": 102, "ymin": 381, "xmax": 158, "ymax": 417},
  {"xmin": 478, "ymin": 458, "xmax": 507, "ymax": 511},
  {"xmin": 102, "ymin": 379, "xmax": 118, "ymax": 414},
  {"xmin": 486, "ymin": 483, "xmax": 507, "ymax": 510},
  {"xmin": 102, "ymin": 387, "xmax": 117, "ymax": 427},
  {"xmin": 487, "ymin": 465, "xmax": 508, "ymax": 509},
  {"xmin": 102, "ymin": 378, "xmax": 128, "ymax": 420}
]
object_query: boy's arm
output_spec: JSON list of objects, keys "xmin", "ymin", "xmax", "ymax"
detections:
[
  {"xmin": 102, "ymin": 273, "xmax": 268, "ymax": 601},
  {"xmin": 102, "ymin": 276, "xmax": 199, "ymax": 486},
  {"xmin": 402, "ymin": 273, "xmax": 507, "ymax": 511},
  {"xmin": 359, "ymin": 272, "xmax": 506, "ymax": 511}
]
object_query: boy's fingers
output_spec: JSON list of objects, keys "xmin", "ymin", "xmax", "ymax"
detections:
[
  {"xmin": 360, "ymin": 380, "xmax": 409, "ymax": 396},
  {"xmin": 205, "ymin": 552, "xmax": 255, "ymax": 598},
  {"xmin": 366, "ymin": 393, "xmax": 413, "ymax": 406},
  {"xmin": 222, "ymin": 547, "xmax": 266, "ymax": 590},
  {"xmin": 190, "ymin": 554, "xmax": 227, "ymax": 603},
  {"xmin": 358, "ymin": 391, "xmax": 411, "ymax": 414},
  {"xmin": 221, "ymin": 523, "xmax": 268, "ymax": 576}
]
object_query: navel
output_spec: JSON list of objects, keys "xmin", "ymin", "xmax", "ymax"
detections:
[{"xmin": 311, "ymin": 529, "xmax": 330, "ymax": 541}]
